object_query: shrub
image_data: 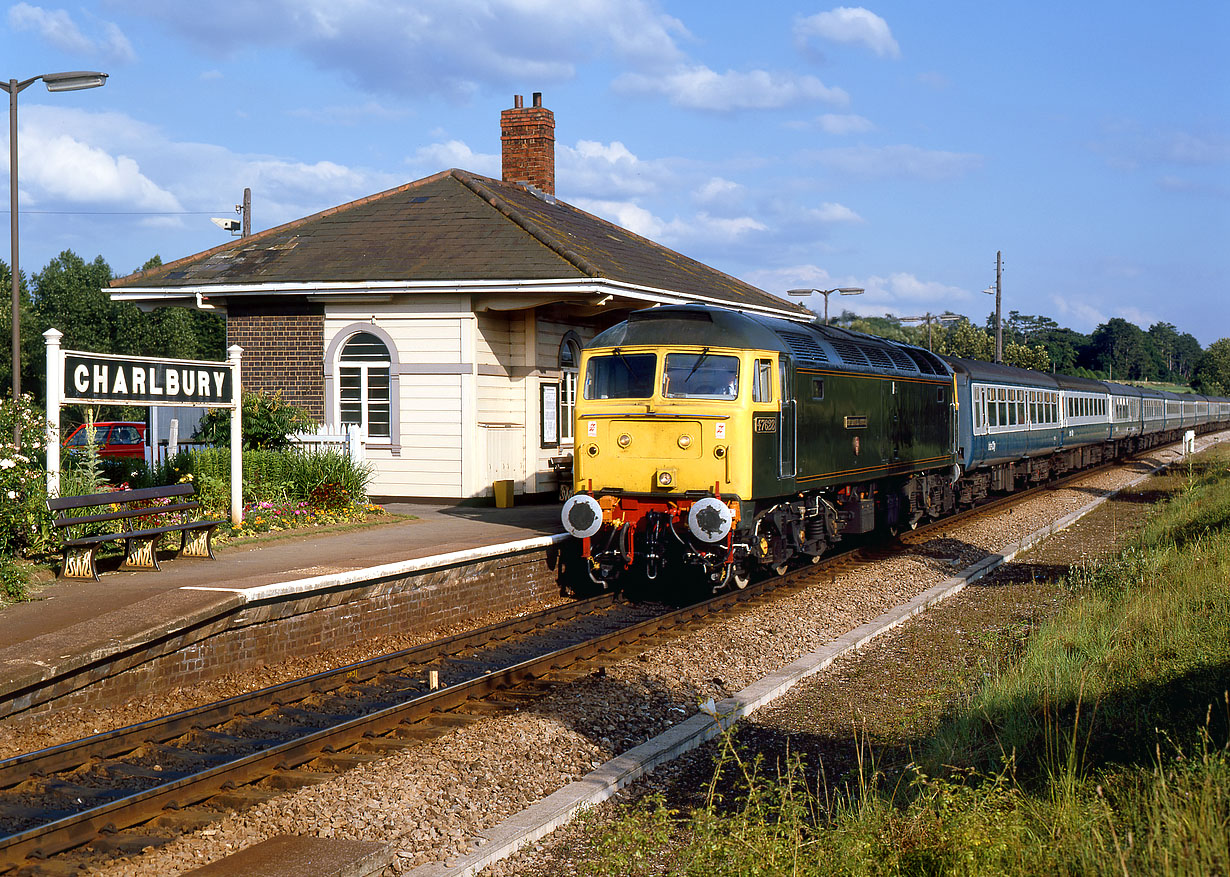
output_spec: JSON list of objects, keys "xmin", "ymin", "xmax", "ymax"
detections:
[
  {"xmin": 194, "ymin": 391, "xmax": 316, "ymax": 451},
  {"xmin": 0, "ymin": 394, "xmax": 54, "ymax": 559},
  {"xmin": 159, "ymin": 446, "xmax": 373, "ymax": 518}
]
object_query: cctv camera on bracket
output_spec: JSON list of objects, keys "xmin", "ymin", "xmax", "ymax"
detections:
[{"xmin": 211, "ymin": 217, "xmax": 240, "ymax": 234}]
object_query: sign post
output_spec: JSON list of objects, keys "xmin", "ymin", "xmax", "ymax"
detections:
[{"xmin": 45, "ymin": 330, "xmax": 245, "ymax": 523}]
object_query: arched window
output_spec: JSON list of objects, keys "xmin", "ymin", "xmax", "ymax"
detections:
[
  {"xmin": 559, "ymin": 333, "xmax": 581, "ymax": 444},
  {"xmin": 338, "ymin": 331, "xmax": 391, "ymax": 438}
]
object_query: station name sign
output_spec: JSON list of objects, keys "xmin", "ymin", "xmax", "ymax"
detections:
[{"xmin": 63, "ymin": 353, "xmax": 233, "ymax": 406}]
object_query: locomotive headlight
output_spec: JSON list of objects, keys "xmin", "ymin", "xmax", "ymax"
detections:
[
  {"xmin": 586, "ymin": 443, "xmax": 600, "ymax": 457},
  {"xmin": 617, "ymin": 433, "xmax": 632, "ymax": 449},
  {"xmin": 677, "ymin": 433, "xmax": 693, "ymax": 449},
  {"xmin": 656, "ymin": 470, "xmax": 674, "ymax": 487},
  {"xmin": 714, "ymin": 445, "xmax": 727, "ymax": 459}
]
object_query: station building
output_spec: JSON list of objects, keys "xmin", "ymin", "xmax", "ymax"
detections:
[{"xmin": 110, "ymin": 94, "xmax": 807, "ymax": 501}]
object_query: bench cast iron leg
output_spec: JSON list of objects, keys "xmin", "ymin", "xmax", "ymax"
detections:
[
  {"xmin": 121, "ymin": 536, "xmax": 161, "ymax": 571},
  {"xmin": 61, "ymin": 545, "xmax": 100, "ymax": 580},
  {"xmin": 180, "ymin": 525, "xmax": 217, "ymax": 560}
]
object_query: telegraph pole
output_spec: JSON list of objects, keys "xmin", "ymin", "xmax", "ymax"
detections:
[
  {"xmin": 239, "ymin": 187, "xmax": 251, "ymax": 237},
  {"xmin": 994, "ymin": 250, "xmax": 1003, "ymax": 363}
]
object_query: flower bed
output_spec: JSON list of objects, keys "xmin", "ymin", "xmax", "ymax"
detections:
[{"xmin": 216, "ymin": 499, "xmax": 387, "ymax": 542}]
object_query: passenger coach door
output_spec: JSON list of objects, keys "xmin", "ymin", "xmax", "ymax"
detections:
[{"xmin": 779, "ymin": 357, "xmax": 796, "ymax": 478}]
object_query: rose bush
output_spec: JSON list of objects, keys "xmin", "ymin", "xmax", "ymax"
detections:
[{"xmin": 0, "ymin": 394, "xmax": 54, "ymax": 559}]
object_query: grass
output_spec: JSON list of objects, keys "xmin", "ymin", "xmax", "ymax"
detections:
[{"xmin": 569, "ymin": 445, "xmax": 1230, "ymax": 876}]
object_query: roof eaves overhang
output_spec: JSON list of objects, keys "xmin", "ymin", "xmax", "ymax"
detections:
[{"xmin": 110, "ymin": 277, "xmax": 812, "ymax": 322}]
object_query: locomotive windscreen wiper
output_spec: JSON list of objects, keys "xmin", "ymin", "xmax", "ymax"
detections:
[{"xmin": 685, "ymin": 347, "xmax": 711, "ymax": 382}]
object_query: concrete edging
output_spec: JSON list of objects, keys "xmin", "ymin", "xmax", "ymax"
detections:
[
  {"xmin": 183, "ymin": 533, "xmax": 571, "ymax": 603},
  {"xmin": 399, "ymin": 435, "xmax": 1222, "ymax": 877}
]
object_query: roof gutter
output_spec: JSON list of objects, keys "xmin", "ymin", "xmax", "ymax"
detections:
[{"xmin": 110, "ymin": 277, "xmax": 812, "ymax": 322}]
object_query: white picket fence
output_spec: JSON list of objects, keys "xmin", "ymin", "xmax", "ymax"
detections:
[
  {"xmin": 288, "ymin": 423, "xmax": 367, "ymax": 464},
  {"xmin": 151, "ymin": 423, "xmax": 367, "ymax": 465}
]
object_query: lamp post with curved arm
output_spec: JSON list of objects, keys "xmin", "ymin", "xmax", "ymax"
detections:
[
  {"xmin": 3, "ymin": 71, "xmax": 108, "ymax": 412},
  {"xmin": 786, "ymin": 286, "xmax": 865, "ymax": 325}
]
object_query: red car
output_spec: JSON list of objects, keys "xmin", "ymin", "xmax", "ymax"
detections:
[{"xmin": 62, "ymin": 421, "xmax": 147, "ymax": 459}]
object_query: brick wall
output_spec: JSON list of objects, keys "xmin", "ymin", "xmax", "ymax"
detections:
[
  {"xmin": 5, "ymin": 543, "xmax": 581, "ymax": 717},
  {"xmin": 501, "ymin": 93, "xmax": 555, "ymax": 196},
  {"xmin": 226, "ymin": 300, "xmax": 325, "ymax": 419}
]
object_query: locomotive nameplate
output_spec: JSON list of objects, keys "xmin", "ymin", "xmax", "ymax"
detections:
[
  {"xmin": 844, "ymin": 415, "xmax": 868, "ymax": 429},
  {"xmin": 753, "ymin": 416, "xmax": 777, "ymax": 433}
]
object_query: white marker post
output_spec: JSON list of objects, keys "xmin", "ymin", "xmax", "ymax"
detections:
[
  {"xmin": 44, "ymin": 328, "xmax": 63, "ymax": 498},
  {"xmin": 228, "ymin": 345, "xmax": 243, "ymax": 525}
]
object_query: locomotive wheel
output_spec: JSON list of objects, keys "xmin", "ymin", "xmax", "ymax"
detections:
[
  {"xmin": 772, "ymin": 560, "xmax": 789, "ymax": 576},
  {"xmin": 721, "ymin": 563, "xmax": 751, "ymax": 590}
]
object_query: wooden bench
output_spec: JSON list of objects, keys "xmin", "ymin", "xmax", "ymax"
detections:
[{"xmin": 48, "ymin": 483, "xmax": 222, "ymax": 580}]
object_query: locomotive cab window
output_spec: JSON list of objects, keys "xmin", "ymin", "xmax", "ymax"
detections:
[
  {"xmin": 752, "ymin": 358, "xmax": 774, "ymax": 403},
  {"xmin": 811, "ymin": 378, "xmax": 825, "ymax": 401},
  {"xmin": 584, "ymin": 352, "xmax": 657, "ymax": 399},
  {"xmin": 662, "ymin": 352, "xmax": 739, "ymax": 400}
]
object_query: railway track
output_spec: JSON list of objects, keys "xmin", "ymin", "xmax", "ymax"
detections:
[{"xmin": 0, "ymin": 458, "xmax": 1138, "ymax": 874}]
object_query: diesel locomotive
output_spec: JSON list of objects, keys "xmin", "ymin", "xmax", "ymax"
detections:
[{"xmin": 560, "ymin": 303, "xmax": 1230, "ymax": 590}]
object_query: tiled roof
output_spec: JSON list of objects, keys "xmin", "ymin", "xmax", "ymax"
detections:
[{"xmin": 111, "ymin": 169, "xmax": 805, "ymax": 316}]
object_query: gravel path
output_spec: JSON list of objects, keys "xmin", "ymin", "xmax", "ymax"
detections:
[{"xmin": 0, "ymin": 442, "xmax": 1208, "ymax": 876}]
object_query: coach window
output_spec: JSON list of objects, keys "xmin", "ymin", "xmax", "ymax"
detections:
[
  {"xmin": 559, "ymin": 334, "xmax": 582, "ymax": 444},
  {"xmin": 753, "ymin": 358, "xmax": 774, "ymax": 403},
  {"xmin": 338, "ymin": 332, "xmax": 391, "ymax": 439},
  {"xmin": 810, "ymin": 377, "xmax": 825, "ymax": 401}
]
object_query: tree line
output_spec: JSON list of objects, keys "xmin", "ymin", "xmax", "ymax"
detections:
[
  {"xmin": 2, "ymin": 248, "xmax": 1227, "ymax": 400},
  {"xmin": 1, "ymin": 250, "xmax": 225, "ymax": 406},
  {"xmin": 833, "ymin": 309, "xmax": 1230, "ymax": 395}
]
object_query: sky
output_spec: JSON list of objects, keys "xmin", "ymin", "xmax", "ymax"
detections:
[{"xmin": 3, "ymin": 1, "xmax": 1228, "ymax": 345}]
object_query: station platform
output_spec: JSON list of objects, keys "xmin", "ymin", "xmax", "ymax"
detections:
[{"xmin": 0, "ymin": 498, "xmax": 565, "ymax": 717}]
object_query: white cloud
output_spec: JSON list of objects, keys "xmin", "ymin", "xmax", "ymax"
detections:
[
  {"xmin": 122, "ymin": 0, "xmax": 688, "ymax": 98},
  {"xmin": 817, "ymin": 113, "xmax": 875, "ymax": 135},
  {"xmin": 694, "ymin": 177, "xmax": 744, "ymax": 207},
  {"xmin": 1159, "ymin": 132, "xmax": 1230, "ymax": 165},
  {"xmin": 744, "ymin": 265, "xmax": 841, "ymax": 297},
  {"xmin": 795, "ymin": 7, "xmax": 900, "ymax": 59},
  {"xmin": 1049, "ymin": 295, "xmax": 1107, "ymax": 330},
  {"xmin": 406, "ymin": 140, "xmax": 499, "ymax": 176},
  {"xmin": 558, "ymin": 140, "xmax": 670, "ymax": 198},
  {"xmin": 19, "ymin": 105, "xmax": 402, "ymax": 233},
  {"xmin": 811, "ymin": 145, "xmax": 983, "ymax": 181},
  {"xmin": 9, "ymin": 2, "xmax": 135, "ymax": 62},
  {"xmin": 614, "ymin": 65, "xmax": 849, "ymax": 111},
  {"xmin": 866, "ymin": 272, "xmax": 970, "ymax": 304},
  {"xmin": 807, "ymin": 202, "xmax": 864, "ymax": 223},
  {"xmin": 573, "ymin": 198, "xmax": 767, "ymax": 248},
  {"xmin": 572, "ymin": 198, "xmax": 668, "ymax": 240},
  {"xmin": 14, "ymin": 117, "xmax": 180, "ymax": 212}
]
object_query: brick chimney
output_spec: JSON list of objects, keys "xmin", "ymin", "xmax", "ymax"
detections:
[{"xmin": 501, "ymin": 92, "xmax": 555, "ymax": 196}]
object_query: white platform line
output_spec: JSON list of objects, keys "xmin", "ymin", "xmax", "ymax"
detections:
[{"xmin": 181, "ymin": 533, "xmax": 570, "ymax": 602}]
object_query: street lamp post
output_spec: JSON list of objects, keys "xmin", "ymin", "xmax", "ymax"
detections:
[
  {"xmin": 3, "ymin": 71, "xmax": 108, "ymax": 415},
  {"xmin": 786, "ymin": 286, "xmax": 865, "ymax": 325},
  {"xmin": 898, "ymin": 312, "xmax": 960, "ymax": 351}
]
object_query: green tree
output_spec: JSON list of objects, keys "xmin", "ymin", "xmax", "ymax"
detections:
[
  {"xmin": 1003, "ymin": 341, "xmax": 1051, "ymax": 371},
  {"xmin": 1088, "ymin": 318, "xmax": 1149, "ymax": 381},
  {"xmin": 1191, "ymin": 339, "xmax": 1230, "ymax": 395},
  {"xmin": 939, "ymin": 318, "xmax": 994, "ymax": 360}
]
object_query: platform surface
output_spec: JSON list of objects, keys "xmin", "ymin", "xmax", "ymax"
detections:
[{"xmin": 0, "ymin": 499, "xmax": 564, "ymax": 699}]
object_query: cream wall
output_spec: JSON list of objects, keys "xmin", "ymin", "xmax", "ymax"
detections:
[{"xmin": 323, "ymin": 296, "xmax": 600, "ymax": 500}]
